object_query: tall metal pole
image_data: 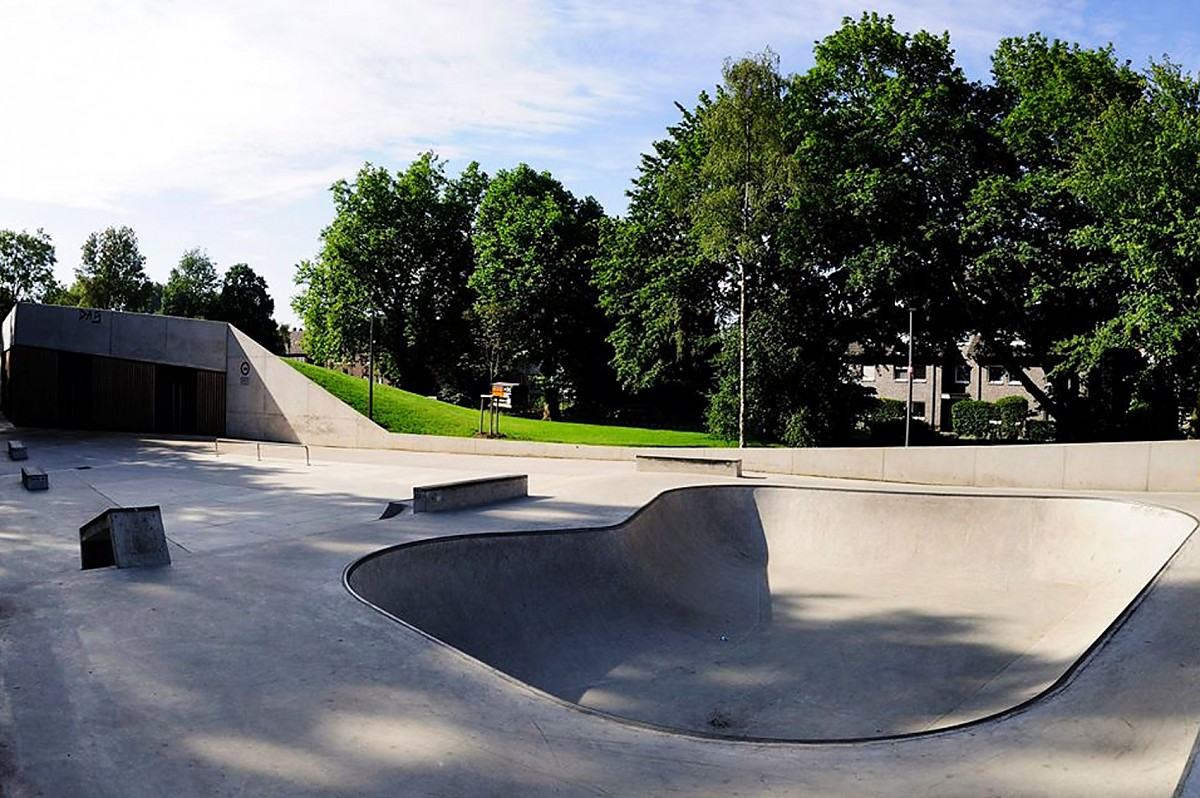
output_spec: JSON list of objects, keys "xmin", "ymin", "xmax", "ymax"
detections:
[
  {"xmin": 738, "ymin": 257, "xmax": 746, "ymax": 449},
  {"xmin": 367, "ymin": 313, "xmax": 375, "ymax": 422},
  {"xmin": 905, "ymin": 307, "xmax": 914, "ymax": 448}
]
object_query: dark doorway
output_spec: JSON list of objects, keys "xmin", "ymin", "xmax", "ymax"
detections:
[
  {"xmin": 57, "ymin": 351, "xmax": 93, "ymax": 429},
  {"xmin": 154, "ymin": 364, "xmax": 198, "ymax": 434}
]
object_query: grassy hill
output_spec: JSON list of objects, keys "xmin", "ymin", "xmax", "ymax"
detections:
[{"xmin": 286, "ymin": 360, "xmax": 730, "ymax": 448}]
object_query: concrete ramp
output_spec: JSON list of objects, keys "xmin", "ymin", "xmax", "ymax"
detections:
[{"xmin": 347, "ymin": 485, "xmax": 1194, "ymax": 741}]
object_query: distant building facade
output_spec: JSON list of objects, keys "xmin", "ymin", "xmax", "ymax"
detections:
[{"xmin": 858, "ymin": 340, "xmax": 1047, "ymax": 432}]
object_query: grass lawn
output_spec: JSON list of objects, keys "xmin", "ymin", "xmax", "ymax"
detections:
[{"xmin": 286, "ymin": 360, "xmax": 731, "ymax": 448}]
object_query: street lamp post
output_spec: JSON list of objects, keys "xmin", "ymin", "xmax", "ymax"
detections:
[
  {"xmin": 905, "ymin": 307, "xmax": 914, "ymax": 448},
  {"xmin": 367, "ymin": 313, "xmax": 375, "ymax": 422}
]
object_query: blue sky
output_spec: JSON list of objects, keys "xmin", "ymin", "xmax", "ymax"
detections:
[{"xmin": 1, "ymin": 1, "xmax": 1196, "ymax": 325}]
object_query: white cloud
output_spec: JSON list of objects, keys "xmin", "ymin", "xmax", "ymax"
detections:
[{"xmin": 0, "ymin": 0, "xmax": 623, "ymax": 207}]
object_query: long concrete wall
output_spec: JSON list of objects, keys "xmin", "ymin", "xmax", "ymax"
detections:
[{"xmin": 322, "ymin": 435, "xmax": 1200, "ymax": 492}]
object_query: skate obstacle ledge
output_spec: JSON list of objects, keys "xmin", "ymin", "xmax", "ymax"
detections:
[
  {"xmin": 412, "ymin": 475, "xmax": 528, "ymax": 513},
  {"xmin": 635, "ymin": 455, "xmax": 742, "ymax": 478}
]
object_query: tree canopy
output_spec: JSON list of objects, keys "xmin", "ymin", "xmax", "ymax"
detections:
[
  {"xmin": 72, "ymin": 226, "xmax": 156, "ymax": 312},
  {"xmin": 470, "ymin": 164, "xmax": 611, "ymax": 420},
  {"xmin": 214, "ymin": 263, "xmax": 284, "ymax": 353},
  {"xmin": 161, "ymin": 248, "xmax": 220, "ymax": 319},
  {"xmin": 0, "ymin": 228, "xmax": 58, "ymax": 319},
  {"xmin": 294, "ymin": 153, "xmax": 482, "ymax": 399}
]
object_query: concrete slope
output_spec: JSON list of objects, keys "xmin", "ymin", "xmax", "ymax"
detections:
[
  {"xmin": 347, "ymin": 485, "xmax": 1194, "ymax": 741},
  {"xmin": 225, "ymin": 327, "xmax": 391, "ymax": 448}
]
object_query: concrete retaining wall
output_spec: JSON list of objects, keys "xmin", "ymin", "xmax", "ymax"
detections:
[{"xmin": 224, "ymin": 327, "xmax": 391, "ymax": 448}]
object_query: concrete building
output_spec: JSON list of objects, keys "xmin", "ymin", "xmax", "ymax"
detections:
[
  {"xmin": 0, "ymin": 302, "xmax": 387, "ymax": 447},
  {"xmin": 859, "ymin": 340, "xmax": 1047, "ymax": 431}
]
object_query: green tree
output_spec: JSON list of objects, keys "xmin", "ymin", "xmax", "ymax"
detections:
[
  {"xmin": 214, "ymin": 263, "xmax": 282, "ymax": 353},
  {"xmin": 0, "ymin": 228, "xmax": 58, "ymax": 318},
  {"xmin": 294, "ymin": 154, "xmax": 482, "ymax": 399},
  {"xmin": 789, "ymin": 14, "xmax": 994, "ymax": 357},
  {"xmin": 72, "ymin": 226, "xmax": 155, "ymax": 311},
  {"xmin": 961, "ymin": 34, "xmax": 1147, "ymax": 438},
  {"xmin": 592, "ymin": 98, "xmax": 722, "ymax": 427},
  {"xmin": 1061, "ymin": 60, "xmax": 1200, "ymax": 437},
  {"xmin": 469, "ymin": 164, "xmax": 609, "ymax": 420},
  {"xmin": 161, "ymin": 248, "xmax": 219, "ymax": 319},
  {"xmin": 696, "ymin": 48, "xmax": 794, "ymax": 445}
]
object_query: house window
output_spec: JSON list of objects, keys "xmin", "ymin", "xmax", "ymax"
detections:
[
  {"xmin": 1009, "ymin": 371, "xmax": 1023, "ymax": 385},
  {"xmin": 894, "ymin": 364, "xmax": 927, "ymax": 382},
  {"xmin": 987, "ymin": 365, "xmax": 1005, "ymax": 384},
  {"xmin": 912, "ymin": 401, "xmax": 926, "ymax": 420},
  {"xmin": 861, "ymin": 365, "xmax": 876, "ymax": 382},
  {"xmin": 954, "ymin": 365, "xmax": 971, "ymax": 385}
]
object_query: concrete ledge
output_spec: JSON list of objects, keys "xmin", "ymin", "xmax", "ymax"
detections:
[
  {"xmin": 413, "ymin": 475, "xmax": 528, "ymax": 514},
  {"xmin": 8, "ymin": 440, "xmax": 27, "ymax": 460},
  {"xmin": 635, "ymin": 455, "xmax": 742, "ymax": 477},
  {"xmin": 20, "ymin": 466, "xmax": 47, "ymax": 491}
]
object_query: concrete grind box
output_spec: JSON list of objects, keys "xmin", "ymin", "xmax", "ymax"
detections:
[{"xmin": 80, "ymin": 506, "xmax": 172, "ymax": 569}]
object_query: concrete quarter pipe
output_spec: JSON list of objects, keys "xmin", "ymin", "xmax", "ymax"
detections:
[{"xmin": 346, "ymin": 485, "xmax": 1194, "ymax": 742}]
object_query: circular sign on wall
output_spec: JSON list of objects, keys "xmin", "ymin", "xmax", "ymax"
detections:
[{"xmin": 240, "ymin": 361, "xmax": 250, "ymax": 377}]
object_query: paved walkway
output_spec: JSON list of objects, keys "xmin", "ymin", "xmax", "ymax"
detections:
[{"xmin": 0, "ymin": 431, "xmax": 1198, "ymax": 796}]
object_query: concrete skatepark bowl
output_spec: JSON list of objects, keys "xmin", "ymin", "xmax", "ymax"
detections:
[{"xmin": 346, "ymin": 485, "xmax": 1194, "ymax": 742}]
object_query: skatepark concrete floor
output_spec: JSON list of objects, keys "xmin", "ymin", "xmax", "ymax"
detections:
[{"xmin": 2, "ymin": 430, "xmax": 1200, "ymax": 796}]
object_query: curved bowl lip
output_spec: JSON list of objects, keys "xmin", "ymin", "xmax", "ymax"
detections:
[{"xmin": 343, "ymin": 482, "xmax": 1199, "ymax": 747}]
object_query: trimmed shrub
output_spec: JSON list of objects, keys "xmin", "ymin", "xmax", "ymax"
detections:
[
  {"xmin": 995, "ymin": 395, "xmax": 1029, "ymax": 441},
  {"xmin": 1025, "ymin": 418, "xmax": 1056, "ymax": 442},
  {"xmin": 952, "ymin": 399, "xmax": 998, "ymax": 439},
  {"xmin": 869, "ymin": 397, "xmax": 907, "ymax": 424}
]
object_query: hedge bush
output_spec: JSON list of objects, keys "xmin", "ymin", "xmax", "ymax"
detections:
[
  {"xmin": 1025, "ymin": 418, "xmax": 1056, "ymax": 442},
  {"xmin": 995, "ymin": 395, "xmax": 1029, "ymax": 441},
  {"xmin": 952, "ymin": 399, "xmax": 998, "ymax": 439},
  {"xmin": 869, "ymin": 397, "xmax": 907, "ymax": 424}
]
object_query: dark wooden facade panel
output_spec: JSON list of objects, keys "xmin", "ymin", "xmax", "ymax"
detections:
[
  {"xmin": 93, "ymin": 357, "xmax": 156, "ymax": 431},
  {"xmin": 196, "ymin": 370, "xmax": 226, "ymax": 437},
  {"xmin": 4, "ymin": 345, "xmax": 225, "ymax": 436}
]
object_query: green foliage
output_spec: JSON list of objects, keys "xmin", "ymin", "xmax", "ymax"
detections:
[
  {"xmin": 869, "ymin": 398, "xmax": 907, "ymax": 424},
  {"xmin": 214, "ymin": 264, "xmax": 281, "ymax": 353},
  {"xmin": 961, "ymin": 35, "xmax": 1146, "ymax": 436},
  {"xmin": 161, "ymin": 248, "xmax": 219, "ymax": 319},
  {"xmin": 287, "ymin": 360, "xmax": 729, "ymax": 447},
  {"xmin": 592, "ymin": 98, "xmax": 720, "ymax": 408},
  {"xmin": 470, "ymin": 164, "xmax": 611, "ymax": 420},
  {"xmin": 0, "ymin": 228, "xmax": 58, "ymax": 319},
  {"xmin": 789, "ymin": 13, "xmax": 989, "ymax": 359},
  {"xmin": 952, "ymin": 400, "xmax": 999, "ymax": 439},
  {"xmin": 995, "ymin": 395, "xmax": 1029, "ymax": 440},
  {"xmin": 294, "ymin": 153, "xmax": 481, "ymax": 398},
  {"xmin": 1025, "ymin": 418, "xmax": 1056, "ymax": 442},
  {"xmin": 72, "ymin": 226, "xmax": 156, "ymax": 312}
]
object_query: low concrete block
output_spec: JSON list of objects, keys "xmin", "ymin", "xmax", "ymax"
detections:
[
  {"xmin": 413, "ymin": 475, "xmax": 528, "ymax": 514},
  {"xmin": 8, "ymin": 440, "xmax": 27, "ymax": 461},
  {"xmin": 79, "ymin": 506, "xmax": 171, "ymax": 569},
  {"xmin": 635, "ymin": 455, "xmax": 742, "ymax": 478},
  {"xmin": 20, "ymin": 466, "xmax": 47, "ymax": 490}
]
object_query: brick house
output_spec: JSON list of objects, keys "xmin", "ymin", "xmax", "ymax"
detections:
[{"xmin": 858, "ymin": 338, "xmax": 1047, "ymax": 432}]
